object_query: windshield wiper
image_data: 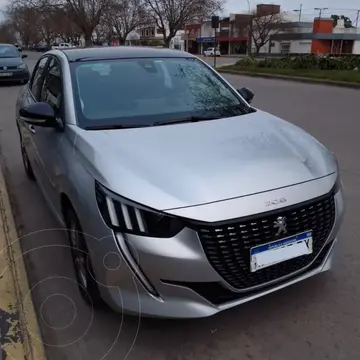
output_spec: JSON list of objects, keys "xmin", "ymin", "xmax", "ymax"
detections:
[
  {"xmin": 154, "ymin": 115, "xmax": 221, "ymax": 126},
  {"xmin": 84, "ymin": 124, "xmax": 143, "ymax": 130}
]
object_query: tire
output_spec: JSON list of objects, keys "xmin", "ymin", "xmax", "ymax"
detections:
[
  {"xmin": 20, "ymin": 135, "xmax": 35, "ymax": 181},
  {"xmin": 65, "ymin": 206, "xmax": 103, "ymax": 307}
]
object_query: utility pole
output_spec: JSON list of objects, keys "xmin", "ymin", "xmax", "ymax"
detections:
[
  {"xmin": 246, "ymin": 0, "xmax": 252, "ymax": 56},
  {"xmin": 314, "ymin": 7, "xmax": 328, "ymax": 20},
  {"xmin": 293, "ymin": 4, "xmax": 302, "ymax": 22},
  {"xmin": 356, "ymin": 10, "xmax": 360, "ymax": 27}
]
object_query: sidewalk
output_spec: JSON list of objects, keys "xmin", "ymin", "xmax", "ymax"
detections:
[
  {"xmin": 196, "ymin": 54, "xmax": 244, "ymax": 59},
  {"xmin": 0, "ymin": 166, "xmax": 46, "ymax": 359}
]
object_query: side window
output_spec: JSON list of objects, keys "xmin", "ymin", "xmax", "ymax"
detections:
[
  {"xmin": 40, "ymin": 57, "xmax": 62, "ymax": 114},
  {"xmin": 30, "ymin": 57, "xmax": 49, "ymax": 99}
]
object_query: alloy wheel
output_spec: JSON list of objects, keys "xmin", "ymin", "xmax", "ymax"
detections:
[{"xmin": 66, "ymin": 208, "xmax": 103, "ymax": 307}]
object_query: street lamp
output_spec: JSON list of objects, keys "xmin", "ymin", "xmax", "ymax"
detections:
[
  {"xmin": 246, "ymin": 0, "xmax": 252, "ymax": 56},
  {"xmin": 293, "ymin": 4, "xmax": 302, "ymax": 22},
  {"xmin": 314, "ymin": 7, "xmax": 328, "ymax": 19}
]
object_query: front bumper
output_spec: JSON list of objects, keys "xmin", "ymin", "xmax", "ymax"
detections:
[
  {"xmin": 0, "ymin": 69, "xmax": 30, "ymax": 82},
  {"xmin": 89, "ymin": 173, "xmax": 345, "ymax": 318}
]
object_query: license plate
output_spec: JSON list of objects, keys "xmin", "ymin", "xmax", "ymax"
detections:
[
  {"xmin": 250, "ymin": 231, "xmax": 313, "ymax": 272},
  {"xmin": 0, "ymin": 72, "xmax": 12, "ymax": 77}
]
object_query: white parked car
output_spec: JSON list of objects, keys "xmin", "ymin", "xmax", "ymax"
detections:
[
  {"xmin": 203, "ymin": 47, "xmax": 221, "ymax": 56},
  {"xmin": 52, "ymin": 43, "xmax": 75, "ymax": 50}
]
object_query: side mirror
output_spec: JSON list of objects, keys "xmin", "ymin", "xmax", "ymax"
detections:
[
  {"xmin": 21, "ymin": 54, "xmax": 28, "ymax": 58},
  {"xmin": 19, "ymin": 103, "xmax": 56, "ymax": 127},
  {"xmin": 237, "ymin": 87, "xmax": 254, "ymax": 104}
]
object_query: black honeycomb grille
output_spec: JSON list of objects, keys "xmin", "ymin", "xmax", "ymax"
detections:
[{"xmin": 196, "ymin": 193, "xmax": 336, "ymax": 290}]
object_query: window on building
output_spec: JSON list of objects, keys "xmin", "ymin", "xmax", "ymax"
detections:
[{"xmin": 280, "ymin": 42, "xmax": 291, "ymax": 54}]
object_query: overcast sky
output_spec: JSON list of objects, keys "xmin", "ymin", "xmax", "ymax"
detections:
[{"xmin": 0, "ymin": 0, "xmax": 360, "ymax": 23}]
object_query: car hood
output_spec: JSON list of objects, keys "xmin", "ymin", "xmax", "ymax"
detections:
[
  {"xmin": 0, "ymin": 57, "xmax": 22, "ymax": 66},
  {"xmin": 73, "ymin": 110, "xmax": 337, "ymax": 211}
]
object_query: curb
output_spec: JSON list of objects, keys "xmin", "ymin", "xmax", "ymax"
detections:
[
  {"xmin": 217, "ymin": 69, "xmax": 360, "ymax": 89},
  {"xmin": 0, "ymin": 166, "xmax": 46, "ymax": 359}
]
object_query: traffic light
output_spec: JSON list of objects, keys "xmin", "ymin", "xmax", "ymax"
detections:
[{"xmin": 211, "ymin": 16, "xmax": 219, "ymax": 29}]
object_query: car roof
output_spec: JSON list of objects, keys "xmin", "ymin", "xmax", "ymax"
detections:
[
  {"xmin": 0, "ymin": 43, "xmax": 16, "ymax": 47},
  {"xmin": 60, "ymin": 46, "xmax": 196, "ymax": 62}
]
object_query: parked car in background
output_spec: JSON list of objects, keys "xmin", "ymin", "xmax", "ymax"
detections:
[
  {"xmin": 34, "ymin": 44, "xmax": 51, "ymax": 52},
  {"xmin": 16, "ymin": 46, "xmax": 344, "ymax": 319},
  {"xmin": 0, "ymin": 43, "xmax": 29, "ymax": 84},
  {"xmin": 52, "ymin": 43, "xmax": 75, "ymax": 50},
  {"xmin": 14, "ymin": 43, "xmax": 22, "ymax": 52},
  {"xmin": 203, "ymin": 47, "xmax": 221, "ymax": 56}
]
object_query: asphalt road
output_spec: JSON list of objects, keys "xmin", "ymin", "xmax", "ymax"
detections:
[{"xmin": 0, "ymin": 51, "xmax": 359, "ymax": 360}]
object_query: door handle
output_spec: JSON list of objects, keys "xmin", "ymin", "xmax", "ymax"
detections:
[{"xmin": 28, "ymin": 125, "xmax": 36, "ymax": 134}]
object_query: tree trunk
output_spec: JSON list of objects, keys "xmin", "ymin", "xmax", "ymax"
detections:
[
  {"xmin": 164, "ymin": 32, "xmax": 176, "ymax": 48},
  {"xmin": 163, "ymin": 36, "xmax": 172, "ymax": 48},
  {"xmin": 84, "ymin": 30, "xmax": 93, "ymax": 47}
]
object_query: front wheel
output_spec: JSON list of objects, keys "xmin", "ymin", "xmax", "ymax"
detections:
[{"xmin": 65, "ymin": 207, "xmax": 103, "ymax": 307}]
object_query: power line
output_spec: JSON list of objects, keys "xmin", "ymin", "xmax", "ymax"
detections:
[{"xmin": 301, "ymin": 7, "xmax": 360, "ymax": 12}]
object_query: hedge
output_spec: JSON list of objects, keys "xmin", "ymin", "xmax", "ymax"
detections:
[{"xmin": 235, "ymin": 54, "xmax": 360, "ymax": 71}]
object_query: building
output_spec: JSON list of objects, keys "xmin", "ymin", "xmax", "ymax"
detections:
[
  {"xmin": 270, "ymin": 17, "xmax": 360, "ymax": 55},
  {"xmin": 253, "ymin": 10, "xmax": 314, "ymax": 54},
  {"xmin": 218, "ymin": 14, "xmax": 250, "ymax": 55},
  {"xmin": 137, "ymin": 22, "xmax": 185, "ymax": 50},
  {"xmin": 184, "ymin": 24, "xmax": 201, "ymax": 54},
  {"xmin": 253, "ymin": 7, "xmax": 360, "ymax": 55},
  {"xmin": 185, "ymin": 14, "xmax": 251, "ymax": 55}
]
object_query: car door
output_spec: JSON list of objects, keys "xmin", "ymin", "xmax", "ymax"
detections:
[
  {"xmin": 30, "ymin": 56, "xmax": 65, "ymax": 215},
  {"xmin": 18, "ymin": 56, "xmax": 50, "ymax": 178}
]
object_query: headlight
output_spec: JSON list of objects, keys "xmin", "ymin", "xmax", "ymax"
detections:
[
  {"xmin": 18, "ymin": 63, "xmax": 26, "ymax": 69},
  {"xmin": 95, "ymin": 181, "xmax": 185, "ymax": 237}
]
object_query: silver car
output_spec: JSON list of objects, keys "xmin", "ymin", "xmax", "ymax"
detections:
[{"xmin": 16, "ymin": 47, "xmax": 345, "ymax": 318}]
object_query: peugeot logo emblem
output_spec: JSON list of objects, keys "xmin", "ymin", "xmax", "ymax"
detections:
[{"xmin": 274, "ymin": 216, "xmax": 287, "ymax": 236}]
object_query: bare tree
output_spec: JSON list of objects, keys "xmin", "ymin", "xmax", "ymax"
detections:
[
  {"xmin": 63, "ymin": 0, "xmax": 112, "ymax": 46},
  {"xmin": 37, "ymin": 6, "xmax": 58, "ymax": 45},
  {"xmin": 142, "ymin": 0, "xmax": 224, "ymax": 48},
  {"xmin": 54, "ymin": 11, "xmax": 82, "ymax": 44},
  {"xmin": 103, "ymin": 0, "xmax": 146, "ymax": 45},
  {"xmin": 6, "ymin": 4, "xmax": 41, "ymax": 45},
  {"xmin": 250, "ymin": 11, "xmax": 287, "ymax": 54},
  {"xmin": 8, "ymin": 0, "xmax": 112, "ymax": 47},
  {"xmin": 0, "ymin": 21, "xmax": 17, "ymax": 43}
]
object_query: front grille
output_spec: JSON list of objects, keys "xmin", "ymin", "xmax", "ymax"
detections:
[
  {"xmin": 0, "ymin": 66, "xmax": 17, "ymax": 70},
  {"xmin": 195, "ymin": 192, "xmax": 336, "ymax": 290},
  {"xmin": 163, "ymin": 240, "xmax": 334, "ymax": 305}
]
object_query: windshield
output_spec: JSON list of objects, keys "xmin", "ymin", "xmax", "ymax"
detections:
[
  {"xmin": 70, "ymin": 57, "xmax": 250, "ymax": 129},
  {"xmin": 0, "ymin": 45, "xmax": 20, "ymax": 58}
]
